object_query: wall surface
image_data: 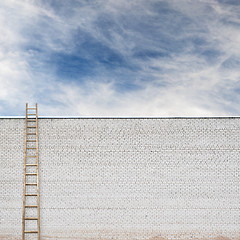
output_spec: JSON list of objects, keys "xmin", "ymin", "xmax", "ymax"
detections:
[{"xmin": 0, "ymin": 118, "xmax": 240, "ymax": 240}]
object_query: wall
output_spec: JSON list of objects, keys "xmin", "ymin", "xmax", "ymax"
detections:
[{"xmin": 0, "ymin": 118, "xmax": 240, "ymax": 240}]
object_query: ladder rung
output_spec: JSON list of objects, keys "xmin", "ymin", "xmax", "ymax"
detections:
[
  {"xmin": 25, "ymin": 194, "xmax": 37, "ymax": 196},
  {"xmin": 27, "ymin": 147, "xmax": 37, "ymax": 149},
  {"xmin": 27, "ymin": 126, "xmax": 36, "ymax": 128},
  {"xmin": 26, "ymin": 173, "xmax": 37, "ymax": 175},
  {"xmin": 26, "ymin": 183, "xmax": 37, "ymax": 185},
  {"xmin": 27, "ymin": 156, "xmax": 37, "ymax": 158},
  {"xmin": 27, "ymin": 133, "xmax": 36, "ymax": 135},
  {"xmin": 28, "ymin": 114, "xmax": 36, "ymax": 115},
  {"xmin": 26, "ymin": 164, "xmax": 37, "ymax": 166},
  {"xmin": 27, "ymin": 108, "xmax": 36, "ymax": 110},
  {"xmin": 25, "ymin": 205, "xmax": 38, "ymax": 208},
  {"xmin": 27, "ymin": 120, "xmax": 36, "ymax": 121},
  {"xmin": 24, "ymin": 230, "xmax": 38, "ymax": 233},
  {"xmin": 27, "ymin": 140, "xmax": 36, "ymax": 142},
  {"xmin": 25, "ymin": 217, "xmax": 38, "ymax": 220}
]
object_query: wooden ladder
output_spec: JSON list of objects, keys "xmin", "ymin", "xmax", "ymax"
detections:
[{"xmin": 22, "ymin": 103, "xmax": 40, "ymax": 240}]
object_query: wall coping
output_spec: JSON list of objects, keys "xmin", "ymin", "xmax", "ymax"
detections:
[{"xmin": 0, "ymin": 116, "xmax": 240, "ymax": 119}]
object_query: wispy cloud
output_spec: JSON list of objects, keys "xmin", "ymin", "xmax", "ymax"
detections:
[{"xmin": 0, "ymin": 0, "xmax": 240, "ymax": 116}]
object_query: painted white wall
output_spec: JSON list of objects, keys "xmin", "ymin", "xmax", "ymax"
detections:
[{"xmin": 0, "ymin": 118, "xmax": 239, "ymax": 240}]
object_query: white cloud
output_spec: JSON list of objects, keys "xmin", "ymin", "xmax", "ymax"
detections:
[{"xmin": 48, "ymin": 81, "xmax": 218, "ymax": 117}]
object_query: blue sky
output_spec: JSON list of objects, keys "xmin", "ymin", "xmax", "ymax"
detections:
[{"xmin": 0, "ymin": 0, "xmax": 240, "ymax": 116}]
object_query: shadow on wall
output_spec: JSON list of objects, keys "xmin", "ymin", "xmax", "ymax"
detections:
[{"xmin": 0, "ymin": 235, "xmax": 240, "ymax": 240}]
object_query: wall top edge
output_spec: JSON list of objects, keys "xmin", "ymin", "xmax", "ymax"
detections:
[{"xmin": 1, "ymin": 116, "xmax": 240, "ymax": 119}]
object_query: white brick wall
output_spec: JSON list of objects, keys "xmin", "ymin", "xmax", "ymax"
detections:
[{"xmin": 0, "ymin": 118, "xmax": 240, "ymax": 240}]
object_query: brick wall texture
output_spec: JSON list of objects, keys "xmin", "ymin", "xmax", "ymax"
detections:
[{"xmin": 0, "ymin": 118, "xmax": 240, "ymax": 240}]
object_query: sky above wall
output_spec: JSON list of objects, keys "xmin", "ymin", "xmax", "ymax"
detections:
[{"xmin": 0, "ymin": 0, "xmax": 240, "ymax": 116}]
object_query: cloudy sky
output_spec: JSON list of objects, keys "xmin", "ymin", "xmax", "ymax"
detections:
[{"xmin": 0, "ymin": 0, "xmax": 240, "ymax": 116}]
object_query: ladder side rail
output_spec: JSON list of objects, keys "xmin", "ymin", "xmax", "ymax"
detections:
[
  {"xmin": 36, "ymin": 103, "xmax": 40, "ymax": 240},
  {"xmin": 22, "ymin": 103, "xmax": 28, "ymax": 239}
]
